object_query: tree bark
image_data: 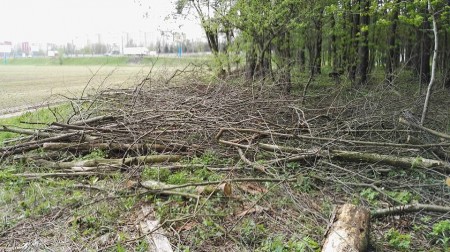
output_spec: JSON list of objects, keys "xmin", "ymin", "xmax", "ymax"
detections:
[
  {"xmin": 421, "ymin": 1, "xmax": 438, "ymax": 125},
  {"xmin": 33, "ymin": 155, "xmax": 182, "ymax": 169},
  {"xmin": 322, "ymin": 204, "xmax": 370, "ymax": 252},
  {"xmin": 419, "ymin": 7, "xmax": 432, "ymax": 85},
  {"xmin": 330, "ymin": 14, "xmax": 339, "ymax": 71},
  {"xmin": 42, "ymin": 142, "xmax": 186, "ymax": 152},
  {"xmin": 348, "ymin": 0, "xmax": 360, "ymax": 83},
  {"xmin": 312, "ymin": 8, "xmax": 324, "ymax": 76},
  {"xmin": 356, "ymin": 0, "xmax": 370, "ymax": 85},
  {"xmin": 385, "ymin": 0, "xmax": 400, "ymax": 85}
]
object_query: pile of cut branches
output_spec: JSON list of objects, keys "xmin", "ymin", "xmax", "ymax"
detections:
[{"xmin": 1, "ymin": 78, "xmax": 449, "ymax": 251}]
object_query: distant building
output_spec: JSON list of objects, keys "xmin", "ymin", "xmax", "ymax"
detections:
[
  {"xmin": 0, "ymin": 41, "xmax": 12, "ymax": 54},
  {"xmin": 123, "ymin": 47, "xmax": 148, "ymax": 56},
  {"xmin": 48, "ymin": 50, "xmax": 58, "ymax": 57},
  {"xmin": 1, "ymin": 41, "xmax": 12, "ymax": 63}
]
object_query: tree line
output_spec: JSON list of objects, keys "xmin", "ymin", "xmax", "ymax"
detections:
[{"xmin": 176, "ymin": 0, "xmax": 450, "ymax": 93}]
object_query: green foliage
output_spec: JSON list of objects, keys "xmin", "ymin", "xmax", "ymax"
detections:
[
  {"xmin": 142, "ymin": 167, "xmax": 172, "ymax": 182},
  {"xmin": 256, "ymin": 235, "xmax": 320, "ymax": 252},
  {"xmin": 385, "ymin": 228, "xmax": 412, "ymax": 251},
  {"xmin": 239, "ymin": 218, "xmax": 268, "ymax": 246},
  {"xmin": 193, "ymin": 167, "xmax": 223, "ymax": 181},
  {"xmin": 167, "ymin": 171, "xmax": 190, "ymax": 184},
  {"xmin": 191, "ymin": 150, "xmax": 220, "ymax": 165},
  {"xmin": 387, "ymin": 190, "xmax": 415, "ymax": 204},
  {"xmin": 293, "ymin": 175, "xmax": 314, "ymax": 193},
  {"xmin": 0, "ymin": 104, "xmax": 73, "ymax": 144},
  {"xmin": 82, "ymin": 148, "xmax": 107, "ymax": 160},
  {"xmin": 431, "ymin": 220, "xmax": 450, "ymax": 248},
  {"xmin": 411, "ymin": 156, "xmax": 423, "ymax": 169},
  {"xmin": 360, "ymin": 188, "xmax": 379, "ymax": 204}
]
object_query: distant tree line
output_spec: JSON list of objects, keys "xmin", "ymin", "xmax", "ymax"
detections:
[{"xmin": 176, "ymin": 0, "xmax": 450, "ymax": 92}]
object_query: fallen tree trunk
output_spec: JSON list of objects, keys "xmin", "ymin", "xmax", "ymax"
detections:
[
  {"xmin": 256, "ymin": 143, "xmax": 450, "ymax": 171},
  {"xmin": 0, "ymin": 132, "xmax": 86, "ymax": 160},
  {"xmin": 322, "ymin": 204, "xmax": 370, "ymax": 252},
  {"xmin": 70, "ymin": 115, "xmax": 116, "ymax": 126},
  {"xmin": 0, "ymin": 125, "xmax": 96, "ymax": 141},
  {"xmin": 399, "ymin": 117, "xmax": 450, "ymax": 140},
  {"xmin": 0, "ymin": 125, "xmax": 58, "ymax": 138},
  {"xmin": 217, "ymin": 127, "xmax": 450, "ymax": 148},
  {"xmin": 42, "ymin": 142, "xmax": 186, "ymax": 152},
  {"xmin": 372, "ymin": 203, "xmax": 450, "ymax": 218},
  {"xmin": 32, "ymin": 155, "xmax": 182, "ymax": 169},
  {"xmin": 331, "ymin": 150, "xmax": 450, "ymax": 171},
  {"xmin": 15, "ymin": 172, "xmax": 105, "ymax": 179}
]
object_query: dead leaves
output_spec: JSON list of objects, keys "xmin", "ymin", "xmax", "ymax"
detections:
[
  {"xmin": 235, "ymin": 204, "xmax": 268, "ymax": 218},
  {"xmin": 237, "ymin": 182, "xmax": 268, "ymax": 195}
]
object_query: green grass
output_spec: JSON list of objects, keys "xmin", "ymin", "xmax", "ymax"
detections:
[
  {"xmin": 0, "ymin": 104, "xmax": 73, "ymax": 145},
  {"xmin": 6, "ymin": 55, "xmax": 212, "ymax": 67}
]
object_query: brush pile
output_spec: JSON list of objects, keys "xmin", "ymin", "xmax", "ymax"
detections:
[{"xmin": 1, "ymin": 78, "xmax": 449, "ymax": 250}]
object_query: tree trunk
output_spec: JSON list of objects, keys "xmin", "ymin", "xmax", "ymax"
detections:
[
  {"xmin": 313, "ymin": 9, "xmax": 324, "ymax": 75},
  {"xmin": 298, "ymin": 46, "xmax": 306, "ymax": 72},
  {"xmin": 275, "ymin": 30, "xmax": 292, "ymax": 93},
  {"xmin": 421, "ymin": 1, "xmax": 438, "ymax": 125},
  {"xmin": 385, "ymin": 0, "xmax": 400, "ymax": 85},
  {"xmin": 419, "ymin": 8, "xmax": 431, "ymax": 85},
  {"xmin": 356, "ymin": 0, "xmax": 370, "ymax": 85},
  {"xmin": 330, "ymin": 14, "xmax": 339, "ymax": 71},
  {"xmin": 246, "ymin": 43, "xmax": 257, "ymax": 80},
  {"xmin": 348, "ymin": 0, "xmax": 360, "ymax": 83},
  {"xmin": 444, "ymin": 31, "xmax": 450, "ymax": 88}
]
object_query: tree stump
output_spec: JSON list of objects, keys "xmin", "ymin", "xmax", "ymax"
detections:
[{"xmin": 322, "ymin": 204, "xmax": 370, "ymax": 252}]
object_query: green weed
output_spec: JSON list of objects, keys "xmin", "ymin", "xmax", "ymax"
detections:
[
  {"xmin": 0, "ymin": 104, "xmax": 73, "ymax": 144},
  {"xmin": 256, "ymin": 235, "xmax": 320, "ymax": 252},
  {"xmin": 360, "ymin": 188, "xmax": 379, "ymax": 204},
  {"xmin": 385, "ymin": 228, "xmax": 411, "ymax": 251},
  {"xmin": 387, "ymin": 190, "xmax": 416, "ymax": 204},
  {"xmin": 238, "ymin": 218, "xmax": 268, "ymax": 246},
  {"xmin": 142, "ymin": 166, "xmax": 171, "ymax": 181},
  {"xmin": 82, "ymin": 148, "xmax": 107, "ymax": 160},
  {"xmin": 431, "ymin": 220, "xmax": 450, "ymax": 249}
]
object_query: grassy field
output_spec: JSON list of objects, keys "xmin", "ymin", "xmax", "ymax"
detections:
[
  {"xmin": 5, "ymin": 55, "xmax": 210, "ymax": 66},
  {"xmin": 0, "ymin": 56, "xmax": 212, "ymax": 114}
]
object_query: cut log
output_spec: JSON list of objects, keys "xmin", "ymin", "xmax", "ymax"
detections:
[
  {"xmin": 331, "ymin": 150, "xmax": 450, "ymax": 171},
  {"xmin": 42, "ymin": 142, "xmax": 186, "ymax": 152},
  {"xmin": 0, "ymin": 125, "xmax": 97, "ymax": 141},
  {"xmin": 372, "ymin": 203, "xmax": 450, "ymax": 218},
  {"xmin": 322, "ymin": 204, "xmax": 370, "ymax": 252},
  {"xmin": 0, "ymin": 132, "xmax": 85, "ymax": 160},
  {"xmin": 138, "ymin": 205, "xmax": 173, "ymax": 252},
  {"xmin": 70, "ymin": 115, "xmax": 116, "ymax": 126},
  {"xmin": 32, "ymin": 155, "xmax": 182, "ymax": 169},
  {"xmin": 256, "ymin": 143, "xmax": 450, "ymax": 171},
  {"xmin": 1, "ymin": 125, "xmax": 56, "ymax": 138}
]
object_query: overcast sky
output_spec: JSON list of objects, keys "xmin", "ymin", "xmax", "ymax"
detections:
[{"xmin": 0, "ymin": 0, "xmax": 204, "ymax": 46}]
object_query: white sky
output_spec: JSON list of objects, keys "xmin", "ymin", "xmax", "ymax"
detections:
[{"xmin": 0, "ymin": 0, "xmax": 204, "ymax": 46}]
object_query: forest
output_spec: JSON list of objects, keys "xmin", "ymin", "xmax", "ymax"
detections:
[{"xmin": 177, "ymin": 0, "xmax": 450, "ymax": 92}]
